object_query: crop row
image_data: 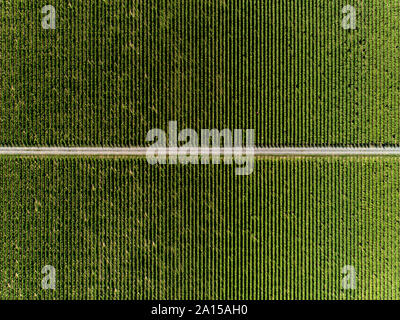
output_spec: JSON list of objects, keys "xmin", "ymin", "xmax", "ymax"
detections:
[
  {"xmin": 1, "ymin": 1, "xmax": 400, "ymax": 146},
  {"xmin": 0, "ymin": 157, "xmax": 398, "ymax": 299}
]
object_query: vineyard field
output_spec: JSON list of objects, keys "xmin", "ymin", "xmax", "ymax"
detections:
[
  {"xmin": 1, "ymin": 1, "xmax": 400, "ymax": 146},
  {"xmin": 1, "ymin": 0, "xmax": 400, "ymax": 302},
  {"xmin": 0, "ymin": 157, "xmax": 398, "ymax": 299}
]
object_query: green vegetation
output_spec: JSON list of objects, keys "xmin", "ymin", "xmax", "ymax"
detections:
[
  {"xmin": 1, "ymin": 1, "xmax": 400, "ymax": 146},
  {"xmin": 0, "ymin": 157, "xmax": 398, "ymax": 299},
  {"xmin": 1, "ymin": 0, "xmax": 399, "ymax": 300}
]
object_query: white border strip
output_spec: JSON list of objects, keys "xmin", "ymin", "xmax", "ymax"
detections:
[{"xmin": 0, "ymin": 147, "xmax": 399, "ymax": 156}]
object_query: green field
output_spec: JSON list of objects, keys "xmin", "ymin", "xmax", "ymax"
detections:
[
  {"xmin": 1, "ymin": 1, "xmax": 400, "ymax": 146},
  {"xmin": 0, "ymin": 157, "xmax": 398, "ymax": 299},
  {"xmin": 1, "ymin": 0, "xmax": 400, "ymax": 300}
]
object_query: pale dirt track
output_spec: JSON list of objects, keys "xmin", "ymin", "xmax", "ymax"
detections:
[{"xmin": 0, "ymin": 147, "xmax": 399, "ymax": 156}]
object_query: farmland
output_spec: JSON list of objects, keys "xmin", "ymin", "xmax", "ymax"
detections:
[
  {"xmin": 0, "ymin": 0, "xmax": 400, "ymax": 301},
  {"xmin": 1, "ymin": 1, "xmax": 400, "ymax": 146},
  {"xmin": 0, "ymin": 157, "xmax": 398, "ymax": 299}
]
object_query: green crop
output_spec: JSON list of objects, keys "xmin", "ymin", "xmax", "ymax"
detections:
[{"xmin": 0, "ymin": 157, "xmax": 398, "ymax": 299}]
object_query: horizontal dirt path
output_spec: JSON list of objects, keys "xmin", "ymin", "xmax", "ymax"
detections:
[{"xmin": 0, "ymin": 147, "xmax": 399, "ymax": 156}]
